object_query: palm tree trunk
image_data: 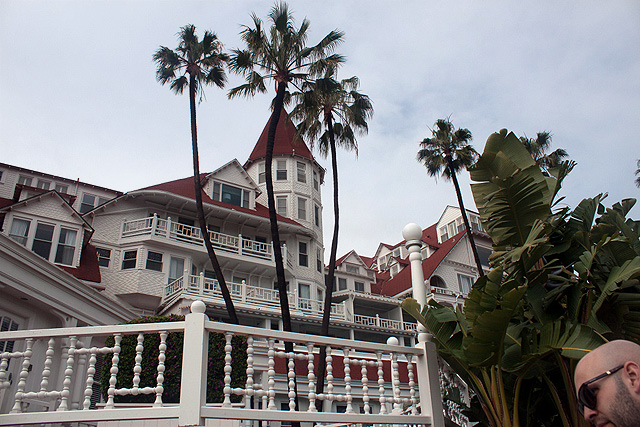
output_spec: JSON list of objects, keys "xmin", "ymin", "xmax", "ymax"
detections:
[
  {"xmin": 266, "ymin": 81, "xmax": 293, "ymax": 334},
  {"xmin": 315, "ymin": 116, "xmax": 339, "ymax": 407},
  {"xmin": 189, "ymin": 74, "xmax": 239, "ymax": 324},
  {"xmin": 267, "ymin": 82, "xmax": 299, "ymax": 424},
  {"xmin": 446, "ymin": 154, "xmax": 485, "ymax": 277}
]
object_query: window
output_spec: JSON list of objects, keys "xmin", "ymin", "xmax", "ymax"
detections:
[
  {"xmin": 258, "ymin": 162, "xmax": 266, "ymax": 184},
  {"xmin": 122, "ymin": 250, "xmax": 137, "ymax": 269},
  {"xmin": 169, "ymin": 257, "xmax": 185, "ymax": 283},
  {"xmin": 276, "ymin": 196, "xmax": 287, "ymax": 216},
  {"xmin": 32, "ymin": 223, "xmax": 54, "ymax": 260},
  {"xmin": 430, "ymin": 276, "xmax": 446, "ymax": 288},
  {"xmin": 37, "ymin": 179, "xmax": 50, "ymax": 190},
  {"xmin": 0, "ymin": 316, "xmax": 19, "ymax": 353},
  {"xmin": 146, "ymin": 251, "xmax": 163, "ymax": 272},
  {"xmin": 213, "ymin": 182, "xmax": 250, "ymax": 208},
  {"xmin": 317, "ymin": 248, "xmax": 323, "ymax": 273},
  {"xmin": 299, "ymin": 241, "xmax": 308, "ymax": 267},
  {"xmin": 478, "ymin": 246, "xmax": 492, "ymax": 268},
  {"xmin": 54, "ymin": 228, "xmax": 77, "ymax": 265},
  {"xmin": 297, "ymin": 197, "xmax": 307, "ymax": 220},
  {"xmin": 80, "ymin": 193, "xmax": 96, "ymax": 214},
  {"xmin": 0, "ymin": 170, "xmax": 3, "ymax": 182},
  {"xmin": 298, "ymin": 283, "xmax": 310, "ymax": 300},
  {"xmin": 276, "ymin": 160, "xmax": 287, "ymax": 180},
  {"xmin": 440, "ymin": 226, "xmax": 449, "ymax": 241},
  {"xmin": 18, "ymin": 175, "xmax": 32, "ymax": 186},
  {"xmin": 337, "ymin": 277, "xmax": 347, "ymax": 291},
  {"xmin": 96, "ymin": 248, "xmax": 111, "ymax": 267},
  {"xmin": 313, "ymin": 170, "xmax": 319, "ymax": 190},
  {"xmin": 55, "ymin": 183, "xmax": 68, "ymax": 194},
  {"xmin": 297, "ymin": 162, "xmax": 306, "ymax": 183},
  {"xmin": 346, "ymin": 265, "xmax": 359, "ymax": 274},
  {"xmin": 314, "ymin": 204, "xmax": 320, "ymax": 227},
  {"xmin": 9, "ymin": 218, "xmax": 30, "ymax": 245},
  {"xmin": 458, "ymin": 274, "xmax": 474, "ymax": 294},
  {"xmin": 355, "ymin": 281, "xmax": 365, "ymax": 292}
]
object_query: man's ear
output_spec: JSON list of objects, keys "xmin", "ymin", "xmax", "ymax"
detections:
[{"xmin": 625, "ymin": 361, "xmax": 640, "ymax": 393}]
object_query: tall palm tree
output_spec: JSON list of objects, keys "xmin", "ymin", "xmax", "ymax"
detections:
[
  {"xmin": 519, "ymin": 131, "xmax": 569, "ymax": 171},
  {"xmin": 291, "ymin": 72, "xmax": 373, "ymax": 402},
  {"xmin": 635, "ymin": 160, "xmax": 640, "ymax": 188},
  {"xmin": 229, "ymin": 2, "xmax": 344, "ymax": 335},
  {"xmin": 153, "ymin": 25, "xmax": 238, "ymax": 324},
  {"xmin": 417, "ymin": 118, "xmax": 484, "ymax": 277}
]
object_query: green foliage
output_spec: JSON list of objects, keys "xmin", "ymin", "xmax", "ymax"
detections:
[
  {"xmin": 403, "ymin": 128, "xmax": 640, "ymax": 427},
  {"xmin": 100, "ymin": 315, "xmax": 247, "ymax": 404}
]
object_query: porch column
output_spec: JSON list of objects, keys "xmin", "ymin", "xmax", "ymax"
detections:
[
  {"xmin": 403, "ymin": 223, "xmax": 444, "ymax": 427},
  {"xmin": 178, "ymin": 301, "xmax": 209, "ymax": 427}
]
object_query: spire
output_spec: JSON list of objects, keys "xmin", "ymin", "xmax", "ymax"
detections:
[{"xmin": 244, "ymin": 108, "xmax": 315, "ymax": 167}]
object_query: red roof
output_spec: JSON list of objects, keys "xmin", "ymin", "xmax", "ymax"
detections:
[
  {"xmin": 245, "ymin": 109, "xmax": 314, "ymax": 166},
  {"xmin": 137, "ymin": 174, "xmax": 303, "ymax": 227},
  {"xmin": 374, "ymin": 230, "xmax": 466, "ymax": 297},
  {"xmin": 59, "ymin": 243, "xmax": 102, "ymax": 284}
]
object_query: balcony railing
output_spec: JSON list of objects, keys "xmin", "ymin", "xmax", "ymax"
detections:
[
  {"xmin": 122, "ymin": 215, "xmax": 290, "ymax": 263},
  {"xmin": 165, "ymin": 273, "xmax": 346, "ymax": 319},
  {"xmin": 0, "ymin": 301, "xmax": 444, "ymax": 426}
]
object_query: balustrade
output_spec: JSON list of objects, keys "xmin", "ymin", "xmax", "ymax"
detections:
[{"xmin": 0, "ymin": 301, "xmax": 443, "ymax": 426}]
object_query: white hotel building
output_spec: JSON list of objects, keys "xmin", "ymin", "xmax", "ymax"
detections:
[{"xmin": 0, "ymin": 110, "xmax": 488, "ymax": 422}]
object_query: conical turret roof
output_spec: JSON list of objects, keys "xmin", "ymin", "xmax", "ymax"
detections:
[{"xmin": 245, "ymin": 109, "xmax": 315, "ymax": 167}]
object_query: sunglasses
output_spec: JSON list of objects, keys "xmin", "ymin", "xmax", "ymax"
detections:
[{"xmin": 577, "ymin": 364, "xmax": 624, "ymax": 414}]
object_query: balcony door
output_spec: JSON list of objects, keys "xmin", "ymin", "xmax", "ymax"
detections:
[{"xmin": 168, "ymin": 257, "xmax": 185, "ymax": 284}]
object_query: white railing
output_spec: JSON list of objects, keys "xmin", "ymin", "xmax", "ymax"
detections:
[
  {"xmin": 0, "ymin": 301, "xmax": 444, "ymax": 426},
  {"xmin": 121, "ymin": 215, "xmax": 275, "ymax": 262},
  {"xmin": 165, "ymin": 274, "xmax": 348, "ymax": 319}
]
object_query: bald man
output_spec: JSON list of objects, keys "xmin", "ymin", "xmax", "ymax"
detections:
[{"xmin": 573, "ymin": 340, "xmax": 640, "ymax": 426}]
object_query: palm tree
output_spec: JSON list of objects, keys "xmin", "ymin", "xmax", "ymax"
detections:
[
  {"xmin": 635, "ymin": 160, "xmax": 640, "ymax": 187},
  {"xmin": 417, "ymin": 119, "xmax": 484, "ymax": 277},
  {"xmin": 228, "ymin": 2, "xmax": 344, "ymax": 335},
  {"xmin": 153, "ymin": 25, "xmax": 239, "ymax": 324},
  {"xmin": 290, "ymin": 72, "xmax": 373, "ymax": 402},
  {"xmin": 519, "ymin": 131, "xmax": 569, "ymax": 171}
]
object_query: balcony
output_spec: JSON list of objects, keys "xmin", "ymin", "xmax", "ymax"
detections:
[
  {"xmin": 163, "ymin": 274, "xmax": 416, "ymax": 332},
  {"xmin": 121, "ymin": 215, "xmax": 294, "ymax": 268}
]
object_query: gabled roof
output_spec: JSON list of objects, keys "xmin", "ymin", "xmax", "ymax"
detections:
[
  {"xmin": 244, "ymin": 109, "xmax": 315, "ymax": 167},
  {"xmin": 207, "ymin": 159, "xmax": 260, "ymax": 194},
  {"xmin": 131, "ymin": 174, "xmax": 303, "ymax": 227},
  {"xmin": 374, "ymin": 230, "xmax": 466, "ymax": 298},
  {"xmin": 0, "ymin": 190, "xmax": 93, "ymax": 231}
]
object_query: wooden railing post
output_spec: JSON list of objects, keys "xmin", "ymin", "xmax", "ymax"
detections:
[
  {"xmin": 178, "ymin": 301, "xmax": 209, "ymax": 427},
  {"xmin": 404, "ymin": 223, "xmax": 445, "ymax": 426}
]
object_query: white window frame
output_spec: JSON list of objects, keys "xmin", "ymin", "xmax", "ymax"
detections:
[
  {"xmin": 298, "ymin": 241, "xmax": 308, "ymax": 267},
  {"xmin": 96, "ymin": 247, "xmax": 111, "ymax": 268},
  {"xmin": 297, "ymin": 162, "xmax": 306, "ymax": 183},
  {"xmin": 54, "ymin": 227, "xmax": 77, "ymax": 266},
  {"xmin": 297, "ymin": 197, "xmax": 307, "ymax": 221},
  {"xmin": 276, "ymin": 196, "xmax": 287, "ymax": 217},
  {"xmin": 122, "ymin": 250, "xmax": 138, "ymax": 270},
  {"xmin": 258, "ymin": 162, "xmax": 266, "ymax": 184},
  {"xmin": 314, "ymin": 204, "xmax": 320, "ymax": 227},
  {"xmin": 80, "ymin": 193, "xmax": 97, "ymax": 214},
  {"xmin": 145, "ymin": 250, "xmax": 163, "ymax": 272},
  {"xmin": 276, "ymin": 160, "xmax": 287, "ymax": 180},
  {"xmin": 8, "ymin": 217, "xmax": 31, "ymax": 246},
  {"xmin": 18, "ymin": 175, "xmax": 32, "ymax": 186},
  {"xmin": 457, "ymin": 274, "xmax": 474, "ymax": 294},
  {"xmin": 55, "ymin": 183, "xmax": 68, "ymax": 194},
  {"xmin": 37, "ymin": 179, "xmax": 51, "ymax": 190},
  {"xmin": 313, "ymin": 170, "xmax": 319, "ymax": 190}
]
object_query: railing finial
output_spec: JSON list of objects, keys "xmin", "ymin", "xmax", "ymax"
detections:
[{"xmin": 190, "ymin": 300, "xmax": 206, "ymax": 314}]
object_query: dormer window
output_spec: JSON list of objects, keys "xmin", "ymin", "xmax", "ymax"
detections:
[
  {"xmin": 18, "ymin": 175, "xmax": 32, "ymax": 186},
  {"xmin": 212, "ymin": 182, "xmax": 249, "ymax": 208}
]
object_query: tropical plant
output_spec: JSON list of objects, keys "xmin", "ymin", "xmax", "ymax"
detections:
[
  {"xmin": 403, "ymin": 129, "xmax": 640, "ymax": 426},
  {"xmin": 153, "ymin": 25, "xmax": 238, "ymax": 324},
  {"xmin": 228, "ymin": 2, "xmax": 343, "ymax": 335},
  {"xmin": 635, "ymin": 159, "xmax": 640, "ymax": 187},
  {"xmin": 519, "ymin": 131, "xmax": 569, "ymax": 172},
  {"xmin": 290, "ymin": 72, "xmax": 373, "ymax": 400},
  {"xmin": 417, "ymin": 118, "xmax": 484, "ymax": 276}
]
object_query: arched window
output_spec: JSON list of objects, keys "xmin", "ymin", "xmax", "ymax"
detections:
[{"xmin": 430, "ymin": 276, "xmax": 446, "ymax": 288}]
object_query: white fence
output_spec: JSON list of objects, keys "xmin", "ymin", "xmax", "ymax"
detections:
[{"xmin": 0, "ymin": 301, "xmax": 444, "ymax": 426}]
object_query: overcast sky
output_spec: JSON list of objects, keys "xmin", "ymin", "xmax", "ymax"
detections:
[{"xmin": 2, "ymin": 1, "xmax": 639, "ymax": 260}]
